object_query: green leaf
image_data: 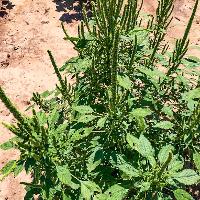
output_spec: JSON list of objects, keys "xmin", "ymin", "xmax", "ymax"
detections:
[
  {"xmin": 117, "ymin": 75, "xmax": 132, "ymax": 90},
  {"xmin": 81, "ymin": 181, "xmax": 101, "ymax": 200},
  {"xmin": 117, "ymin": 163, "xmax": 140, "ymax": 178},
  {"xmin": 127, "ymin": 134, "xmax": 155, "ymax": 161},
  {"xmin": 73, "ymin": 105, "xmax": 94, "ymax": 114},
  {"xmin": 112, "ymin": 154, "xmax": 140, "ymax": 178},
  {"xmin": 40, "ymin": 90, "xmax": 52, "ymax": 98},
  {"xmin": 148, "ymin": 156, "xmax": 157, "ymax": 168},
  {"xmin": 135, "ymin": 117, "xmax": 147, "ymax": 132},
  {"xmin": 63, "ymin": 192, "xmax": 72, "ymax": 200},
  {"xmin": 69, "ymin": 129, "xmax": 83, "ymax": 142},
  {"xmin": 182, "ymin": 88, "xmax": 200, "ymax": 101},
  {"xmin": 63, "ymin": 58, "xmax": 92, "ymax": 73},
  {"xmin": 187, "ymin": 99, "xmax": 196, "ymax": 111},
  {"xmin": 54, "ymin": 123, "xmax": 68, "ymax": 135},
  {"xmin": 36, "ymin": 111, "xmax": 47, "ymax": 126},
  {"xmin": 193, "ymin": 152, "xmax": 200, "ymax": 173},
  {"xmin": 0, "ymin": 140, "xmax": 15, "ymax": 150},
  {"xmin": 83, "ymin": 127, "xmax": 94, "ymax": 136},
  {"xmin": 139, "ymin": 182, "xmax": 151, "ymax": 192},
  {"xmin": 174, "ymin": 189, "xmax": 194, "ymax": 200},
  {"xmin": 129, "ymin": 108, "xmax": 152, "ymax": 118},
  {"xmin": 130, "ymin": 134, "xmax": 156, "ymax": 167},
  {"xmin": 168, "ymin": 158, "xmax": 184, "ymax": 173},
  {"xmin": 173, "ymin": 169, "xmax": 200, "ymax": 185},
  {"xmin": 127, "ymin": 28, "xmax": 150, "ymax": 44},
  {"xmin": 138, "ymin": 135, "xmax": 156, "ymax": 167},
  {"xmin": 158, "ymin": 145, "xmax": 174, "ymax": 165},
  {"xmin": 48, "ymin": 108, "xmax": 59, "ymax": 128},
  {"xmin": 56, "ymin": 165, "xmax": 79, "ymax": 189},
  {"xmin": 60, "ymin": 57, "xmax": 79, "ymax": 71},
  {"xmin": 97, "ymin": 116, "xmax": 107, "ymax": 128},
  {"xmin": 13, "ymin": 163, "xmax": 24, "ymax": 177},
  {"xmin": 94, "ymin": 194, "xmax": 108, "ymax": 200},
  {"xmin": 0, "ymin": 160, "xmax": 16, "ymax": 180},
  {"xmin": 47, "ymin": 187, "xmax": 57, "ymax": 200},
  {"xmin": 126, "ymin": 133, "xmax": 139, "ymax": 149},
  {"xmin": 56, "ymin": 165, "xmax": 71, "ymax": 185},
  {"xmin": 154, "ymin": 121, "xmax": 174, "ymax": 129},
  {"xmin": 87, "ymin": 148, "xmax": 103, "ymax": 172},
  {"xmin": 162, "ymin": 106, "xmax": 174, "ymax": 117},
  {"xmin": 104, "ymin": 184, "xmax": 128, "ymax": 200},
  {"xmin": 138, "ymin": 67, "xmax": 166, "ymax": 82},
  {"xmin": 78, "ymin": 115, "xmax": 97, "ymax": 123},
  {"xmin": 70, "ymin": 127, "xmax": 94, "ymax": 141},
  {"xmin": 137, "ymin": 135, "xmax": 155, "ymax": 158}
]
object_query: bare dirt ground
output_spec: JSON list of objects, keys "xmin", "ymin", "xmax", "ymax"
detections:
[{"xmin": 0, "ymin": 0, "xmax": 200, "ymax": 199}]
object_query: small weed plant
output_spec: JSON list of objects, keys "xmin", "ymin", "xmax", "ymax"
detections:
[{"xmin": 1, "ymin": 0, "xmax": 200, "ymax": 199}]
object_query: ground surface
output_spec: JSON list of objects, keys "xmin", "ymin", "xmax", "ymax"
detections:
[{"xmin": 0, "ymin": 0, "xmax": 200, "ymax": 199}]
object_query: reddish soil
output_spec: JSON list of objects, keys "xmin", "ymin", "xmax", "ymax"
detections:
[{"xmin": 0, "ymin": 0, "xmax": 200, "ymax": 199}]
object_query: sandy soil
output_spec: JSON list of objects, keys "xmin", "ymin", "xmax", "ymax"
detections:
[{"xmin": 0, "ymin": 0, "xmax": 200, "ymax": 199}]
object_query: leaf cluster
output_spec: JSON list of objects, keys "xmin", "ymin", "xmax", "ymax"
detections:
[{"xmin": 0, "ymin": 0, "xmax": 200, "ymax": 199}]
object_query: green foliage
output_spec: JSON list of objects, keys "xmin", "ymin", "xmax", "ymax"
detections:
[
  {"xmin": 174, "ymin": 189, "xmax": 194, "ymax": 200},
  {"xmin": 193, "ymin": 152, "xmax": 200, "ymax": 173},
  {"xmin": 0, "ymin": 0, "xmax": 200, "ymax": 199}
]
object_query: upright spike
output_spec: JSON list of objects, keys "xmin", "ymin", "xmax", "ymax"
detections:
[
  {"xmin": 0, "ymin": 87, "xmax": 25, "ymax": 124},
  {"xmin": 181, "ymin": 0, "xmax": 199, "ymax": 47},
  {"xmin": 61, "ymin": 22, "xmax": 76, "ymax": 46},
  {"xmin": 129, "ymin": 35, "xmax": 138, "ymax": 67},
  {"xmin": 82, "ymin": 4, "xmax": 91, "ymax": 34},
  {"xmin": 111, "ymin": 27, "xmax": 120, "ymax": 113},
  {"xmin": 48, "ymin": 50, "xmax": 64, "ymax": 89},
  {"xmin": 80, "ymin": 21, "xmax": 85, "ymax": 39},
  {"xmin": 120, "ymin": 4, "xmax": 128, "ymax": 29}
]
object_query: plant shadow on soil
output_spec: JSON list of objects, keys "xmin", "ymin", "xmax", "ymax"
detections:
[
  {"xmin": 0, "ymin": 1, "xmax": 15, "ymax": 17},
  {"xmin": 53, "ymin": 0, "xmax": 92, "ymax": 23}
]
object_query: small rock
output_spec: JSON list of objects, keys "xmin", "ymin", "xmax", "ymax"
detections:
[
  {"xmin": 0, "ymin": 60, "xmax": 9, "ymax": 68},
  {"xmin": 14, "ymin": 46, "xmax": 19, "ymax": 50},
  {"xmin": 41, "ymin": 21, "xmax": 49, "ymax": 24}
]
